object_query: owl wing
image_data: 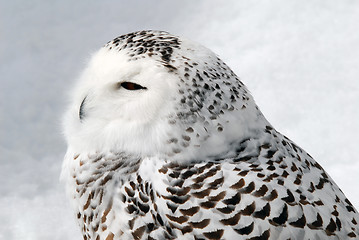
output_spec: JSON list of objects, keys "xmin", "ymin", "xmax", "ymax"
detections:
[{"xmin": 121, "ymin": 141, "xmax": 359, "ymax": 239}]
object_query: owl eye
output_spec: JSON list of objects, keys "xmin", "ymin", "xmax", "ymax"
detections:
[{"xmin": 120, "ymin": 82, "xmax": 147, "ymax": 90}]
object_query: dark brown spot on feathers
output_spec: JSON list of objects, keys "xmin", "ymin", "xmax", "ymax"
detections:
[
  {"xmin": 132, "ymin": 226, "xmax": 146, "ymax": 239},
  {"xmin": 139, "ymin": 192, "xmax": 149, "ymax": 202},
  {"xmin": 186, "ymin": 127, "xmax": 194, "ymax": 133},
  {"xmin": 163, "ymin": 194, "xmax": 190, "ymax": 204},
  {"xmin": 182, "ymin": 135, "xmax": 191, "ymax": 141},
  {"xmin": 233, "ymin": 154, "xmax": 252, "ymax": 162},
  {"xmin": 173, "ymin": 179, "xmax": 184, "ymax": 187},
  {"xmin": 223, "ymin": 192, "xmax": 241, "ymax": 205},
  {"xmin": 166, "ymin": 214, "xmax": 188, "ymax": 224},
  {"xmin": 248, "ymin": 229, "xmax": 270, "ymax": 240},
  {"xmin": 179, "ymin": 225, "xmax": 193, "ymax": 234},
  {"xmin": 158, "ymin": 167, "xmax": 168, "ymax": 174},
  {"xmin": 200, "ymin": 201, "xmax": 217, "ymax": 209},
  {"xmin": 136, "ymin": 175, "xmax": 142, "ymax": 184},
  {"xmin": 137, "ymin": 201, "xmax": 150, "ymax": 213},
  {"xmin": 325, "ymin": 218, "xmax": 337, "ymax": 235},
  {"xmin": 234, "ymin": 222, "xmax": 254, "ymax": 235},
  {"xmin": 265, "ymin": 150, "xmax": 276, "ymax": 158},
  {"xmin": 125, "ymin": 186, "xmax": 135, "ymax": 197},
  {"xmin": 241, "ymin": 202, "xmax": 256, "ymax": 215},
  {"xmin": 289, "ymin": 213, "xmax": 306, "ymax": 228},
  {"xmin": 253, "ymin": 185, "xmax": 268, "ymax": 197},
  {"xmin": 253, "ymin": 203, "xmax": 270, "ymax": 219},
  {"xmin": 308, "ymin": 213, "xmax": 323, "ymax": 229},
  {"xmin": 348, "ymin": 232, "xmax": 357, "ymax": 238},
  {"xmin": 180, "ymin": 206, "xmax": 200, "ymax": 216},
  {"xmin": 277, "ymin": 179, "xmax": 284, "ymax": 185},
  {"xmin": 264, "ymin": 190, "xmax": 278, "ymax": 201},
  {"xmin": 193, "ymin": 168, "xmax": 218, "ymax": 183},
  {"xmin": 127, "ymin": 204, "xmax": 138, "ymax": 214},
  {"xmin": 167, "ymin": 186, "xmax": 191, "ymax": 196},
  {"xmin": 203, "ymin": 229, "xmax": 224, "ymax": 240},
  {"xmin": 156, "ymin": 213, "xmax": 164, "ymax": 226},
  {"xmin": 294, "ymin": 177, "xmax": 301, "ymax": 185},
  {"xmin": 261, "ymin": 143, "xmax": 271, "ymax": 149},
  {"xmin": 230, "ymin": 178, "xmax": 245, "ymax": 189},
  {"xmin": 241, "ymin": 181, "xmax": 255, "ymax": 193},
  {"xmin": 220, "ymin": 211, "xmax": 241, "ymax": 226},
  {"xmin": 101, "ymin": 205, "xmax": 112, "ymax": 223},
  {"xmin": 291, "ymin": 163, "xmax": 298, "ymax": 172},
  {"xmin": 166, "ymin": 202, "xmax": 178, "ymax": 213},
  {"xmin": 169, "ymin": 171, "xmax": 180, "ymax": 178},
  {"xmin": 266, "ymin": 125, "xmax": 273, "ymax": 130},
  {"xmin": 335, "ymin": 217, "xmax": 342, "ymax": 231},
  {"xmin": 314, "ymin": 200, "xmax": 324, "ymax": 206},
  {"xmin": 128, "ymin": 218, "xmax": 135, "ymax": 229},
  {"xmin": 190, "ymin": 219, "xmax": 210, "ymax": 229},
  {"xmin": 281, "ymin": 170, "xmax": 289, "ymax": 178},
  {"xmin": 193, "ymin": 188, "xmax": 212, "ymax": 198},
  {"xmin": 346, "ymin": 205, "xmax": 356, "ymax": 213},
  {"xmin": 257, "ymin": 173, "xmax": 265, "ymax": 178},
  {"xmin": 281, "ymin": 189, "xmax": 295, "ymax": 204},
  {"xmin": 83, "ymin": 194, "xmax": 91, "ymax": 210},
  {"xmin": 308, "ymin": 182, "xmax": 315, "ymax": 193},
  {"xmin": 208, "ymin": 176, "xmax": 224, "ymax": 189},
  {"xmin": 190, "ymin": 183, "xmax": 203, "ymax": 190},
  {"xmin": 217, "ymin": 206, "xmax": 235, "ymax": 214},
  {"xmin": 209, "ymin": 191, "xmax": 226, "ymax": 201},
  {"xmin": 182, "ymin": 169, "xmax": 196, "ymax": 178},
  {"xmin": 105, "ymin": 232, "xmax": 114, "ymax": 240},
  {"xmin": 270, "ymin": 204, "xmax": 288, "ymax": 226},
  {"xmin": 262, "ymin": 173, "xmax": 279, "ymax": 182},
  {"xmin": 316, "ymin": 177, "xmax": 326, "ymax": 189},
  {"xmin": 237, "ymin": 170, "xmax": 249, "ymax": 176}
]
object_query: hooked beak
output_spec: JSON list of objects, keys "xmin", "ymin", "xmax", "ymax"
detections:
[{"xmin": 79, "ymin": 96, "xmax": 87, "ymax": 121}]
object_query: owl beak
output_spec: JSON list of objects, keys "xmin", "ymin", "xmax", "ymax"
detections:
[{"xmin": 79, "ymin": 96, "xmax": 87, "ymax": 121}]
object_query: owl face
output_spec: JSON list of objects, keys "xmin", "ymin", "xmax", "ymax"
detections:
[
  {"xmin": 64, "ymin": 31, "xmax": 267, "ymax": 161},
  {"xmin": 64, "ymin": 48, "xmax": 179, "ymax": 155}
]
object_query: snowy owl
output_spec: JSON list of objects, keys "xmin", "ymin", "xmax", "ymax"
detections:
[{"xmin": 62, "ymin": 30, "xmax": 359, "ymax": 240}]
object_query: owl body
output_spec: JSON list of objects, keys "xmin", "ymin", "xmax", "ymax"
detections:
[{"xmin": 62, "ymin": 31, "xmax": 359, "ymax": 239}]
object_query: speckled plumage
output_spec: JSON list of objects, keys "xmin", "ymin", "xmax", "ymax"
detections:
[{"xmin": 62, "ymin": 30, "xmax": 359, "ymax": 240}]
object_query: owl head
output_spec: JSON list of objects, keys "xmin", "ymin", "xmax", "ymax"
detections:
[{"xmin": 64, "ymin": 30, "xmax": 268, "ymax": 162}]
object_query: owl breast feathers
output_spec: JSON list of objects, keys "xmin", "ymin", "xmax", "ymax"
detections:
[{"xmin": 61, "ymin": 30, "xmax": 359, "ymax": 240}]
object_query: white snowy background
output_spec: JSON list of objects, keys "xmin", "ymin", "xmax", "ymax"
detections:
[{"xmin": 1, "ymin": 1, "xmax": 358, "ymax": 239}]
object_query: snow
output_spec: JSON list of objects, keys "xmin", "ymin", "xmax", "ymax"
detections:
[{"xmin": 1, "ymin": 1, "xmax": 358, "ymax": 239}]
